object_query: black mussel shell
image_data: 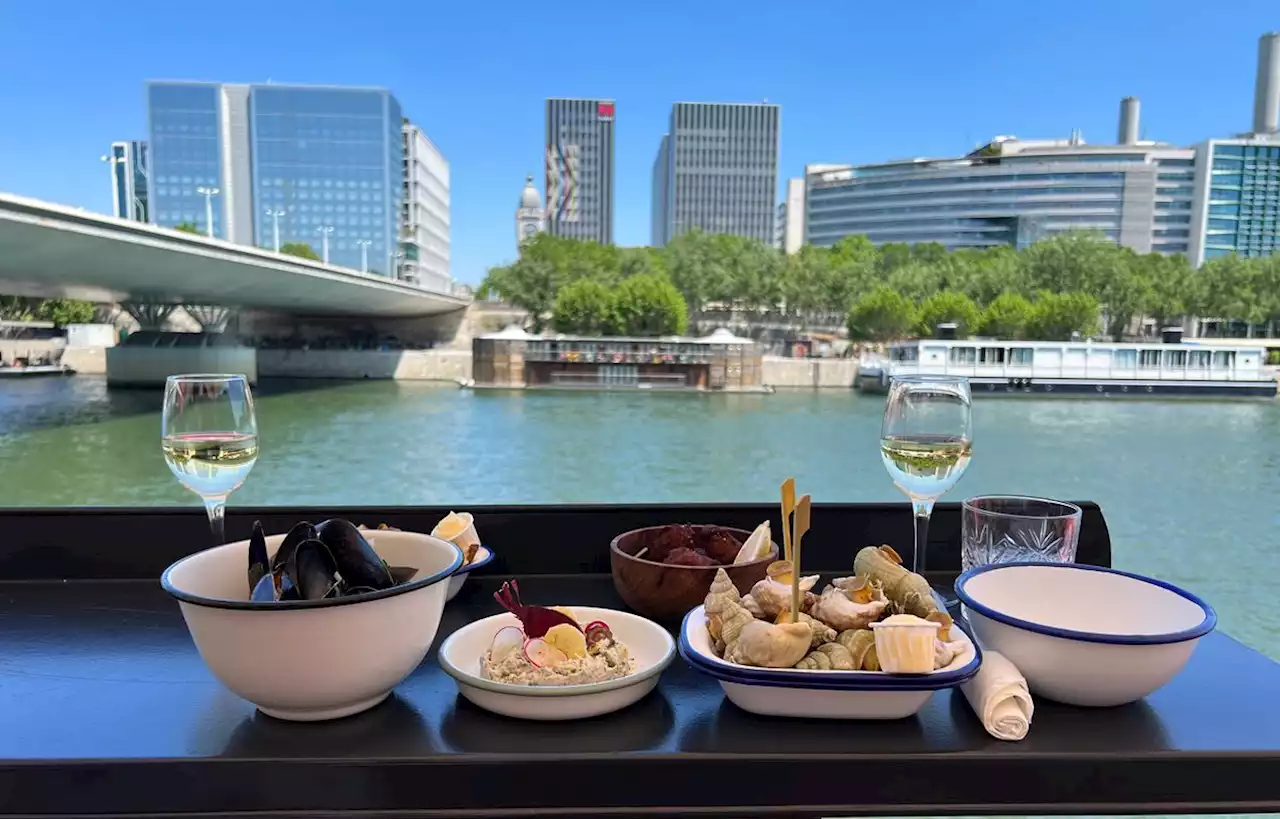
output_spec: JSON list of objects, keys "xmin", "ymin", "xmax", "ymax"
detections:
[
  {"xmin": 271, "ymin": 521, "xmax": 318, "ymax": 575},
  {"xmin": 315, "ymin": 519, "xmax": 394, "ymax": 592},
  {"xmin": 247, "ymin": 521, "xmax": 270, "ymax": 595},
  {"xmin": 289, "ymin": 539, "xmax": 340, "ymax": 601}
]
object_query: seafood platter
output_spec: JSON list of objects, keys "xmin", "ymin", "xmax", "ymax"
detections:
[
  {"xmin": 438, "ymin": 579, "xmax": 675, "ymax": 720},
  {"xmin": 679, "ymin": 481, "xmax": 982, "ymax": 719},
  {"xmin": 162, "ymin": 516, "xmax": 463, "ymax": 721}
]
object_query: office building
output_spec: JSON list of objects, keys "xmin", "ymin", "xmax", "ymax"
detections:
[
  {"xmin": 1188, "ymin": 32, "xmax": 1280, "ymax": 265},
  {"xmin": 104, "ymin": 140, "xmax": 149, "ymax": 222},
  {"xmin": 805, "ymin": 116, "xmax": 1195, "ymax": 255},
  {"xmin": 147, "ymin": 81, "xmax": 404, "ymax": 274},
  {"xmin": 516, "ymin": 174, "xmax": 545, "ymax": 251},
  {"xmin": 401, "ymin": 122, "xmax": 451, "ymax": 290},
  {"xmin": 545, "ymin": 98, "xmax": 614, "ymax": 244},
  {"xmin": 652, "ymin": 102, "xmax": 780, "ymax": 247},
  {"xmin": 776, "ymin": 177, "xmax": 805, "ymax": 253}
]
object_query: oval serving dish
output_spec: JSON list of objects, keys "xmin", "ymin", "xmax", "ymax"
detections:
[{"xmin": 679, "ymin": 604, "xmax": 982, "ymax": 719}]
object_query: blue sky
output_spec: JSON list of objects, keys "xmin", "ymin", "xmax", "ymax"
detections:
[{"xmin": 0, "ymin": 1, "xmax": 1275, "ymax": 284}]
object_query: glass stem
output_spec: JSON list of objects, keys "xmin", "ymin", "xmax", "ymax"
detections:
[
  {"xmin": 204, "ymin": 496, "xmax": 228, "ymax": 546},
  {"xmin": 911, "ymin": 498, "xmax": 934, "ymax": 574}
]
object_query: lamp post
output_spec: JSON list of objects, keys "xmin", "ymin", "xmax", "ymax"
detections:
[
  {"xmin": 99, "ymin": 153, "xmax": 124, "ymax": 218},
  {"xmin": 265, "ymin": 208, "xmax": 286, "ymax": 252},
  {"xmin": 316, "ymin": 226, "xmax": 334, "ymax": 264},
  {"xmin": 195, "ymin": 187, "xmax": 220, "ymax": 238},
  {"xmin": 356, "ymin": 239, "xmax": 372, "ymax": 273}
]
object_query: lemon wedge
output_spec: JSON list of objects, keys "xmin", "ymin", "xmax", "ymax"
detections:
[
  {"xmin": 734, "ymin": 521, "xmax": 773, "ymax": 564},
  {"xmin": 431, "ymin": 511, "xmax": 469, "ymax": 541}
]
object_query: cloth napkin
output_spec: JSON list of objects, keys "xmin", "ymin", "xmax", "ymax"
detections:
[{"xmin": 961, "ymin": 650, "xmax": 1034, "ymax": 741}]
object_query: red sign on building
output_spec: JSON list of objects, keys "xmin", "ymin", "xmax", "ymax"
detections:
[{"xmin": 597, "ymin": 102, "xmax": 615, "ymax": 120}]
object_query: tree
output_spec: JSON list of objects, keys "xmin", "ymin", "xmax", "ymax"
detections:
[
  {"xmin": 174, "ymin": 222, "xmax": 200, "ymax": 234},
  {"xmin": 979, "ymin": 292, "xmax": 1034, "ymax": 338},
  {"xmin": 916, "ymin": 291, "xmax": 981, "ymax": 337},
  {"xmin": 609, "ymin": 273, "xmax": 688, "ymax": 336},
  {"xmin": 1025, "ymin": 291, "xmax": 1100, "ymax": 340},
  {"xmin": 36, "ymin": 299, "xmax": 95, "ymax": 327},
  {"xmin": 847, "ymin": 286, "xmax": 918, "ymax": 342},
  {"xmin": 280, "ymin": 242, "xmax": 320, "ymax": 261},
  {"xmin": 663, "ymin": 230, "xmax": 730, "ymax": 313},
  {"xmin": 0, "ymin": 296, "xmax": 34, "ymax": 321},
  {"xmin": 1140, "ymin": 252, "xmax": 1195, "ymax": 329},
  {"xmin": 552, "ymin": 279, "xmax": 614, "ymax": 335}
]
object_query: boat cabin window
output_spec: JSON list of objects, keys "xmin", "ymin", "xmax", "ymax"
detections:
[
  {"xmin": 1188, "ymin": 350, "xmax": 1211, "ymax": 369},
  {"xmin": 1009, "ymin": 347, "xmax": 1033, "ymax": 365},
  {"xmin": 1163, "ymin": 350, "xmax": 1187, "ymax": 367},
  {"xmin": 891, "ymin": 346, "xmax": 918, "ymax": 362},
  {"xmin": 1114, "ymin": 350, "xmax": 1137, "ymax": 369},
  {"xmin": 949, "ymin": 346, "xmax": 976, "ymax": 364},
  {"xmin": 1212, "ymin": 351, "xmax": 1235, "ymax": 368},
  {"xmin": 978, "ymin": 347, "xmax": 1005, "ymax": 364},
  {"xmin": 1139, "ymin": 350, "xmax": 1162, "ymax": 367}
]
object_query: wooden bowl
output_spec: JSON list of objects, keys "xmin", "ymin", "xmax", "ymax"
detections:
[{"xmin": 610, "ymin": 525, "xmax": 779, "ymax": 622}]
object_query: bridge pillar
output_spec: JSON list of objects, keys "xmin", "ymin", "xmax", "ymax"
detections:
[
  {"xmin": 122, "ymin": 301, "xmax": 177, "ymax": 331},
  {"xmin": 184, "ymin": 305, "xmax": 233, "ymax": 333}
]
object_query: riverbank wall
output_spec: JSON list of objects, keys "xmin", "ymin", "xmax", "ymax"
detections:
[
  {"xmin": 761, "ymin": 356, "xmax": 858, "ymax": 389},
  {"xmin": 257, "ymin": 349, "xmax": 472, "ymax": 381}
]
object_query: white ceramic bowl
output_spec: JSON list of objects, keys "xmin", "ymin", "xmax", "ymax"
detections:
[
  {"xmin": 445, "ymin": 544, "xmax": 494, "ymax": 602},
  {"xmin": 955, "ymin": 562, "xmax": 1216, "ymax": 707},
  {"xmin": 680, "ymin": 605, "xmax": 981, "ymax": 719},
  {"xmin": 438, "ymin": 606, "xmax": 675, "ymax": 720},
  {"xmin": 162, "ymin": 529, "xmax": 463, "ymax": 721}
]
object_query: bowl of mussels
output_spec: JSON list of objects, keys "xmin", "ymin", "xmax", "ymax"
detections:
[{"xmin": 161, "ymin": 518, "xmax": 463, "ymax": 722}]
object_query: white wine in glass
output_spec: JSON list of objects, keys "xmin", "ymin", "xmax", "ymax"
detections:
[
  {"xmin": 161, "ymin": 374, "xmax": 258, "ymax": 544},
  {"xmin": 880, "ymin": 375, "xmax": 972, "ymax": 575}
]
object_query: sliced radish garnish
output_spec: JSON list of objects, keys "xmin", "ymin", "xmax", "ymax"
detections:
[
  {"xmin": 583, "ymin": 620, "xmax": 610, "ymax": 632},
  {"xmin": 489, "ymin": 625, "xmax": 525, "ymax": 662},
  {"xmin": 523, "ymin": 637, "xmax": 568, "ymax": 668}
]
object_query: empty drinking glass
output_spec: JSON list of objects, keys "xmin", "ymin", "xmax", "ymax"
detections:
[{"xmin": 961, "ymin": 496, "xmax": 1082, "ymax": 573}]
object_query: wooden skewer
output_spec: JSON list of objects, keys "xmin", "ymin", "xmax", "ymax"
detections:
[
  {"xmin": 780, "ymin": 478, "xmax": 796, "ymax": 564},
  {"xmin": 791, "ymin": 494, "xmax": 811, "ymax": 624}
]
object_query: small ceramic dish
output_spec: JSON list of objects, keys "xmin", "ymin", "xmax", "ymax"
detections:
[
  {"xmin": 445, "ymin": 544, "xmax": 494, "ymax": 602},
  {"xmin": 679, "ymin": 604, "xmax": 981, "ymax": 719},
  {"xmin": 438, "ymin": 606, "xmax": 675, "ymax": 720},
  {"xmin": 956, "ymin": 562, "xmax": 1216, "ymax": 707}
]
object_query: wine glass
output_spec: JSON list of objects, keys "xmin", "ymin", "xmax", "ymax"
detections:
[
  {"xmin": 880, "ymin": 375, "xmax": 973, "ymax": 575},
  {"xmin": 161, "ymin": 374, "xmax": 259, "ymax": 545}
]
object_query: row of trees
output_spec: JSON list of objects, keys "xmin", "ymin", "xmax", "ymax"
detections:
[
  {"xmin": 553, "ymin": 275, "xmax": 688, "ymax": 336},
  {"xmin": 0, "ymin": 296, "xmax": 96, "ymax": 327},
  {"xmin": 847, "ymin": 288, "xmax": 1101, "ymax": 341},
  {"xmin": 481, "ymin": 230, "xmax": 1280, "ymax": 341}
]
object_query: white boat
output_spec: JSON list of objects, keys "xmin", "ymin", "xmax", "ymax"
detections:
[
  {"xmin": 0, "ymin": 364, "xmax": 74, "ymax": 377},
  {"xmin": 860, "ymin": 338, "xmax": 1277, "ymax": 398}
]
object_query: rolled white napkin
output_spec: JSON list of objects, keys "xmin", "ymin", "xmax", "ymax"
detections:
[{"xmin": 961, "ymin": 650, "xmax": 1033, "ymax": 741}]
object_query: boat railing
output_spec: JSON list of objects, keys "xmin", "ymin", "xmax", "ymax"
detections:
[{"xmin": 889, "ymin": 359, "xmax": 1263, "ymax": 382}]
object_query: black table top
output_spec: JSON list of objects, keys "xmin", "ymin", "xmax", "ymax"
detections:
[{"xmin": 2, "ymin": 574, "xmax": 1279, "ymax": 818}]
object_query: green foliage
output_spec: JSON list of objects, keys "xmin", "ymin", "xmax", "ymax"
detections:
[
  {"xmin": 552, "ymin": 279, "xmax": 614, "ymax": 335},
  {"xmin": 848, "ymin": 286, "xmax": 919, "ymax": 341},
  {"xmin": 36, "ymin": 299, "xmax": 95, "ymax": 327},
  {"xmin": 609, "ymin": 273, "xmax": 688, "ymax": 336},
  {"xmin": 280, "ymin": 242, "xmax": 320, "ymax": 261},
  {"xmin": 916, "ymin": 291, "xmax": 981, "ymax": 337},
  {"xmin": 174, "ymin": 221, "xmax": 200, "ymax": 234},
  {"xmin": 979, "ymin": 292, "xmax": 1034, "ymax": 339},
  {"xmin": 1025, "ymin": 291, "xmax": 1101, "ymax": 340}
]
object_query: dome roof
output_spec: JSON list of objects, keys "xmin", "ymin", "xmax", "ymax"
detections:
[{"xmin": 519, "ymin": 174, "xmax": 540, "ymax": 209}]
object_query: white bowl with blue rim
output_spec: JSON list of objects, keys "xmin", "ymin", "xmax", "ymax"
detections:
[
  {"xmin": 955, "ymin": 562, "xmax": 1216, "ymax": 707},
  {"xmin": 679, "ymin": 605, "xmax": 982, "ymax": 719},
  {"xmin": 445, "ymin": 544, "xmax": 494, "ymax": 602},
  {"xmin": 438, "ymin": 606, "xmax": 675, "ymax": 720},
  {"xmin": 162, "ymin": 528, "xmax": 462, "ymax": 722}
]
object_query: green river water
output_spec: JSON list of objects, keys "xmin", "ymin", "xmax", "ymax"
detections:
[{"xmin": 1, "ymin": 376, "xmax": 1276, "ymax": 661}]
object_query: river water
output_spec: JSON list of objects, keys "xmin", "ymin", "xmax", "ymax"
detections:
[{"xmin": 1, "ymin": 376, "xmax": 1276, "ymax": 660}]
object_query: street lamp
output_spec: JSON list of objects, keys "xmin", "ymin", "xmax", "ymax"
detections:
[
  {"xmin": 265, "ymin": 208, "xmax": 286, "ymax": 252},
  {"xmin": 316, "ymin": 226, "xmax": 334, "ymax": 264},
  {"xmin": 100, "ymin": 153, "xmax": 124, "ymax": 218},
  {"xmin": 196, "ymin": 187, "xmax": 220, "ymax": 238},
  {"xmin": 356, "ymin": 239, "xmax": 372, "ymax": 273}
]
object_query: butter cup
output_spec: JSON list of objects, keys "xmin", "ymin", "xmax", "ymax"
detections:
[
  {"xmin": 432, "ymin": 512, "xmax": 480, "ymax": 563},
  {"xmin": 870, "ymin": 617, "xmax": 940, "ymax": 674}
]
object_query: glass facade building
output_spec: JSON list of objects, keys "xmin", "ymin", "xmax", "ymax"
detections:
[
  {"xmin": 805, "ymin": 140, "xmax": 1195, "ymax": 255},
  {"xmin": 147, "ymin": 81, "xmax": 406, "ymax": 275},
  {"xmin": 545, "ymin": 98, "xmax": 614, "ymax": 244},
  {"xmin": 106, "ymin": 140, "xmax": 149, "ymax": 223},
  {"xmin": 1189, "ymin": 139, "xmax": 1280, "ymax": 264},
  {"xmin": 401, "ymin": 122, "xmax": 451, "ymax": 291}
]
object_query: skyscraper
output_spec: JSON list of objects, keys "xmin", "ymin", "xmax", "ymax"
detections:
[
  {"xmin": 652, "ymin": 102, "xmax": 780, "ymax": 247},
  {"xmin": 401, "ymin": 122, "xmax": 451, "ymax": 290},
  {"xmin": 545, "ymin": 98, "xmax": 614, "ymax": 244},
  {"xmin": 147, "ymin": 81, "xmax": 405, "ymax": 274},
  {"xmin": 104, "ymin": 140, "xmax": 149, "ymax": 222}
]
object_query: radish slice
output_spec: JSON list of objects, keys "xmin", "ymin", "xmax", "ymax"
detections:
[
  {"xmin": 523, "ymin": 637, "xmax": 568, "ymax": 668},
  {"xmin": 489, "ymin": 626, "xmax": 525, "ymax": 662}
]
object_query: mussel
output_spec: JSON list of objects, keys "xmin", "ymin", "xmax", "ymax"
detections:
[{"xmin": 246, "ymin": 518, "xmax": 415, "ymax": 604}]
